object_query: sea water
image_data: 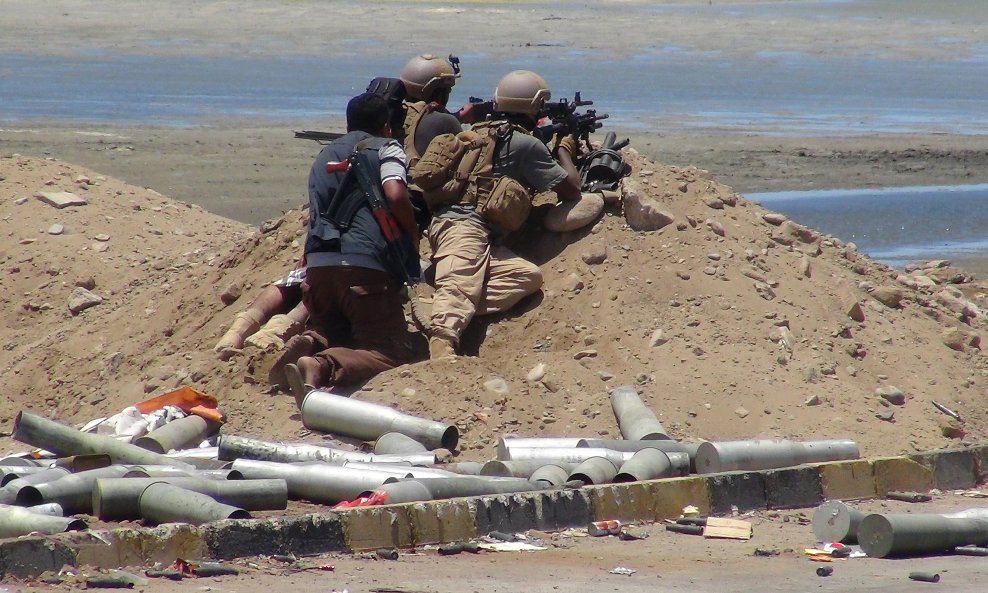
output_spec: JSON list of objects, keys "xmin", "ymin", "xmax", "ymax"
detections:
[{"xmin": 746, "ymin": 184, "xmax": 988, "ymax": 275}]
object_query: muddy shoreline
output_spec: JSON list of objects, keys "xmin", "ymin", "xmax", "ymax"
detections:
[{"xmin": 4, "ymin": 123, "xmax": 988, "ymax": 227}]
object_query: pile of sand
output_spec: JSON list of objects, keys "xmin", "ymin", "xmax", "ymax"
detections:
[{"xmin": 2, "ymin": 150, "xmax": 986, "ymax": 460}]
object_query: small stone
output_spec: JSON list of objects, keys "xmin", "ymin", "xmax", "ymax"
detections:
[
  {"xmin": 47, "ymin": 224, "xmax": 64, "ymax": 235},
  {"xmin": 561, "ymin": 273, "xmax": 584, "ymax": 293},
  {"xmin": 876, "ymin": 386, "xmax": 906, "ymax": 406},
  {"xmin": 942, "ymin": 424, "xmax": 966, "ymax": 439},
  {"xmin": 648, "ymin": 329, "xmax": 667, "ymax": 348},
  {"xmin": 705, "ymin": 197, "xmax": 724, "ymax": 209},
  {"xmin": 707, "ymin": 252, "xmax": 722, "ymax": 261},
  {"xmin": 94, "ymin": 233, "xmax": 111, "ymax": 242},
  {"xmin": 703, "ymin": 266, "xmax": 717, "ymax": 276},
  {"xmin": 678, "ymin": 182, "xmax": 689, "ymax": 193},
  {"xmin": 735, "ymin": 406, "xmax": 749, "ymax": 418},
  {"xmin": 75, "ymin": 276, "xmax": 97, "ymax": 290},
  {"xmin": 580, "ymin": 246, "xmax": 608, "ymax": 265},
  {"xmin": 708, "ymin": 220, "xmax": 726, "ymax": 237},
  {"xmin": 754, "ymin": 281, "xmax": 776, "ymax": 301},
  {"xmin": 400, "ymin": 387, "xmax": 416, "ymax": 397},
  {"xmin": 876, "ymin": 410, "xmax": 895, "ymax": 422},
  {"xmin": 36, "ymin": 191, "xmax": 88, "ymax": 209},
  {"xmin": 68, "ymin": 287, "xmax": 103, "ymax": 314},
  {"xmin": 870, "ymin": 286, "xmax": 904, "ymax": 308},
  {"xmin": 526, "ymin": 363, "xmax": 547, "ymax": 382},
  {"xmin": 762, "ymin": 212, "xmax": 788, "ymax": 226},
  {"xmin": 483, "ymin": 378, "xmax": 509, "ymax": 395},
  {"xmin": 14, "ymin": 197, "xmax": 28, "ymax": 205},
  {"xmin": 574, "ymin": 349, "xmax": 598, "ymax": 360},
  {"xmin": 219, "ymin": 283, "xmax": 242, "ymax": 306},
  {"xmin": 804, "ymin": 395, "xmax": 821, "ymax": 406},
  {"xmin": 93, "ymin": 242, "xmax": 109, "ymax": 253},
  {"xmin": 676, "ymin": 271, "xmax": 690, "ymax": 280},
  {"xmin": 622, "ymin": 181, "xmax": 676, "ymax": 231},
  {"xmin": 846, "ymin": 365, "xmax": 858, "ymax": 377}
]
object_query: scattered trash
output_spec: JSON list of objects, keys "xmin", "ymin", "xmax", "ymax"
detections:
[
  {"xmin": 665, "ymin": 523, "xmax": 704, "ymax": 536},
  {"xmin": 703, "ymin": 517, "xmax": 752, "ymax": 540},
  {"xmin": 886, "ymin": 491, "xmax": 933, "ymax": 503},
  {"xmin": 908, "ymin": 572, "xmax": 940, "ymax": 583},
  {"xmin": 931, "ymin": 401, "xmax": 962, "ymax": 422},
  {"xmin": 487, "ymin": 530, "xmax": 518, "ymax": 542},
  {"xmin": 589, "ymin": 520, "xmax": 622, "ymax": 536},
  {"xmin": 960, "ymin": 490, "xmax": 988, "ymax": 498},
  {"xmin": 476, "ymin": 541, "xmax": 546, "ymax": 552},
  {"xmin": 609, "ymin": 566, "xmax": 637, "ymax": 576},
  {"xmin": 618, "ymin": 528, "xmax": 649, "ymax": 541},
  {"xmin": 753, "ymin": 548, "xmax": 779, "ymax": 557},
  {"xmin": 954, "ymin": 546, "xmax": 988, "ymax": 556},
  {"xmin": 144, "ymin": 569, "xmax": 184, "ymax": 580},
  {"xmin": 816, "ymin": 566, "xmax": 834, "ymax": 577},
  {"xmin": 85, "ymin": 570, "xmax": 146, "ymax": 589},
  {"xmin": 682, "ymin": 505, "xmax": 700, "ymax": 517},
  {"xmin": 438, "ymin": 542, "xmax": 480, "ymax": 555},
  {"xmin": 375, "ymin": 548, "xmax": 399, "ymax": 561}
]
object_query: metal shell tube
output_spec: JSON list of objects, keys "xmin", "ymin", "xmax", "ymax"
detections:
[
  {"xmin": 444, "ymin": 462, "xmax": 485, "ymax": 476},
  {"xmin": 568, "ymin": 457, "xmax": 618, "ymax": 485},
  {"xmin": 0, "ymin": 456, "xmax": 42, "ymax": 467},
  {"xmin": 377, "ymin": 476, "xmax": 546, "ymax": 504},
  {"xmin": 812, "ymin": 500, "xmax": 865, "ymax": 543},
  {"xmin": 858, "ymin": 513, "xmax": 988, "ymax": 558},
  {"xmin": 54, "ymin": 454, "xmax": 112, "ymax": 472},
  {"xmin": 373, "ymin": 432, "xmax": 429, "ymax": 455},
  {"xmin": 138, "ymin": 482, "xmax": 250, "ymax": 525},
  {"xmin": 499, "ymin": 446, "xmax": 634, "ymax": 466},
  {"xmin": 609, "ymin": 385, "xmax": 670, "ymax": 440},
  {"xmin": 615, "ymin": 448, "xmax": 674, "ymax": 482},
  {"xmin": 300, "ymin": 390, "xmax": 458, "ymax": 450},
  {"xmin": 576, "ymin": 439, "xmax": 689, "ymax": 454},
  {"xmin": 218, "ymin": 435, "xmax": 435, "ymax": 466},
  {"xmin": 0, "ymin": 466, "xmax": 51, "ymax": 487},
  {"xmin": 134, "ymin": 415, "xmax": 220, "ymax": 454},
  {"xmin": 529, "ymin": 464, "xmax": 571, "ymax": 487},
  {"xmin": 27, "ymin": 503, "xmax": 65, "ymax": 516},
  {"xmin": 341, "ymin": 461, "xmax": 457, "ymax": 479},
  {"xmin": 229, "ymin": 459, "xmax": 393, "ymax": 504},
  {"xmin": 93, "ymin": 477, "xmax": 288, "ymax": 521},
  {"xmin": 16, "ymin": 465, "xmax": 143, "ymax": 514},
  {"xmin": 496, "ymin": 438, "xmax": 586, "ymax": 460},
  {"xmin": 0, "ymin": 467, "xmax": 71, "ymax": 504},
  {"xmin": 0, "ymin": 505, "xmax": 87, "ymax": 538},
  {"xmin": 695, "ymin": 439, "xmax": 860, "ymax": 474},
  {"xmin": 481, "ymin": 460, "xmax": 577, "ymax": 479},
  {"xmin": 12, "ymin": 411, "xmax": 194, "ymax": 470}
]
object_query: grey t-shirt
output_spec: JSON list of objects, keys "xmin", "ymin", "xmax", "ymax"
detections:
[
  {"xmin": 413, "ymin": 110, "xmax": 462, "ymax": 156},
  {"xmin": 434, "ymin": 127, "xmax": 567, "ymax": 224}
]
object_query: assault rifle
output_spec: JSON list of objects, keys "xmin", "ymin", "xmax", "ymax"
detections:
[
  {"xmin": 534, "ymin": 92, "xmax": 609, "ymax": 152},
  {"xmin": 295, "ymin": 130, "xmax": 343, "ymax": 144}
]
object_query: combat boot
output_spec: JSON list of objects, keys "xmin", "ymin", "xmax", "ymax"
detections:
[{"xmin": 428, "ymin": 335, "xmax": 456, "ymax": 359}]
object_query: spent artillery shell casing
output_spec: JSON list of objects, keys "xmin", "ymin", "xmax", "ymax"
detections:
[
  {"xmin": 908, "ymin": 572, "xmax": 940, "ymax": 583},
  {"xmin": 816, "ymin": 566, "xmax": 834, "ymax": 577}
]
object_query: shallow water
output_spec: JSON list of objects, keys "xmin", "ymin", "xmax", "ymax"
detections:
[
  {"xmin": 3, "ymin": 49, "xmax": 987, "ymax": 136},
  {"xmin": 746, "ymin": 184, "xmax": 988, "ymax": 275}
]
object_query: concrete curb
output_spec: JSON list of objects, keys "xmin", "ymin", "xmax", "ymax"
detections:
[{"xmin": 1, "ymin": 445, "xmax": 984, "ymax": 579}]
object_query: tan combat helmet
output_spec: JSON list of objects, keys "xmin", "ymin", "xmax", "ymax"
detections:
[
  {"xmin": 492, "ymin": 70, "xmax": 551, "ymax": 117},
  {"xmin": 399, "ymin": 54, "xmax": 459, "ymax": 102}
]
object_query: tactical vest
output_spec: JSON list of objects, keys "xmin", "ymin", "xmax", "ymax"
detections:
[
  {"xmin": 306, "ymin": 131, "xmax": 385, "ymax": 256},
  {"xmin": 409, "ymin": 121, "xmax": 533, "ymax": 233},
  {"xmin": 402, "ymin": 100, "xmax": 440, "ymax": 167}
]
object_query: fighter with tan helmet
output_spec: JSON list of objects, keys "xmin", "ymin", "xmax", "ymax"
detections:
[
  {"xmin": 398, "ymin": 54, "xmax": 476, "ymax": 166},
  {"xmin": 420, "ymin": 69, "xmax": 584, "ymax": 359}
]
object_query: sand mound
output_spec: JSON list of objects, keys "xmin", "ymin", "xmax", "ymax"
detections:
[{"xmin": 2, "ymin": 151, "xmax": 986, "ymax": 459}]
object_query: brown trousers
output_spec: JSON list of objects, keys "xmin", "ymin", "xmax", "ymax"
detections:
[
  {"xmin": 301, "ymin": 265, "xmax": 415, "ymax": 387},
  {"xmin": 427, "ymin": 217, "xmax": 543, "ymax": 344}
]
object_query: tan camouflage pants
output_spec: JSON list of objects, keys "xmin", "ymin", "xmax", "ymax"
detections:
[{"xmin": 427, "ymin": 217, "xmax": 543, "ymax": 344}]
